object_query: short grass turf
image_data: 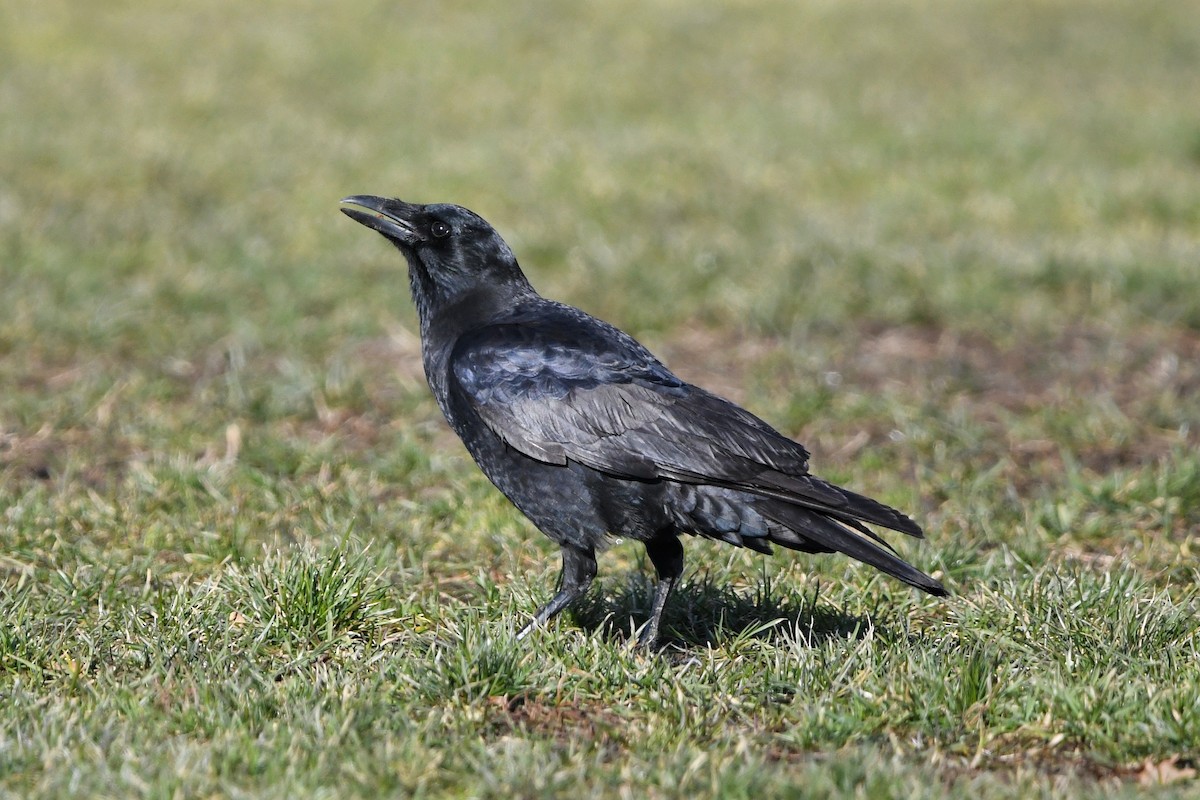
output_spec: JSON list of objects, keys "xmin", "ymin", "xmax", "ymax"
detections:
[{"xmin": 2, "ymin": 0, "xmax": 1199, "ymax": 797}]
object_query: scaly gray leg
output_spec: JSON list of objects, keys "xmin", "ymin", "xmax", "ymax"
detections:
[
  {"xmin": 516, "ymin": 544, "xmax": 597, "ymax": 641},
  {"xmin": 638, "ymin": 536, "xmax": 684, "ymax": 648}
]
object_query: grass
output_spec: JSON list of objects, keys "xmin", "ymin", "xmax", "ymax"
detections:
[{"xmin": 1, "ymin": 0, "xmax": 1199, "ymax": 796}]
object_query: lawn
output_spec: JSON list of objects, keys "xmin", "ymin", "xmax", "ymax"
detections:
[{"xmin": 1, "ymin": 0, "xmax": 1198, "ymax": 797}]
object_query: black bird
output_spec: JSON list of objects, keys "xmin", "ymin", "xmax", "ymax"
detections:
[{"xmin": 340, "ymin": 195, "xmax": 945, "ymax": 647}]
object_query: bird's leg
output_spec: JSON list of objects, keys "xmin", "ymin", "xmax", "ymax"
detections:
[
  {"xmin": 516, "ymin": 544, "xmax": 597, "ymax": 641},
  {"xmin": 638, "ymin": 535, "xmax": 685, "ymax": 648}
]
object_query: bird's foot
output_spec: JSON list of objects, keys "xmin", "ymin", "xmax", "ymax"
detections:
[
  {"xmin": 515, "ymin": 617, "xmax": 542, "ymax": 642},
  {"xmin": 633, "ymin": 619, "xmax": 663, "ymax": 651}
]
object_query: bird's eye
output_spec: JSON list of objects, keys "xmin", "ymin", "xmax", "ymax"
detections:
[{"xmin": 430, "ymin": 221, "xmax": 451, "ymax": 239}]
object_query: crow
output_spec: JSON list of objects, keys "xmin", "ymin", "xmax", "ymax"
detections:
[{"xmin": 340, "ymin": 195, "xmax": 946, "ymax": 647}]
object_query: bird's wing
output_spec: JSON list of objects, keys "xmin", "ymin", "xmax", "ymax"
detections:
[
  {"xmin": 450, "ymin": 317, "xmax": 801, "ymax": 474},
  {"xmin": 449, "ymin": 315, "xmax": 921, "ymax": 537}
]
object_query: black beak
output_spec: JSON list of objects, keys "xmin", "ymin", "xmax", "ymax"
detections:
[{"xmin": 340, "ymin": 195, "xmax": 423, "ymax": 245}]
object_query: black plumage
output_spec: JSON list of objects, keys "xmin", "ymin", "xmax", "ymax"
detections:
[{"xmin": 340, "ymin": 195, "xmax": 945, "ymax": 647}]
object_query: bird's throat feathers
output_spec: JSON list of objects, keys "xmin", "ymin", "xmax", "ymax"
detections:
[{"xmin": 403, "ymin": 236, "xmax": 533, "ymax": 336}]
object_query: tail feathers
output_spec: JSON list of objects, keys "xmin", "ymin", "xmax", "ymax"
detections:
[
  {"xmin": 758, "ymin": 500, "xmax": 946, "ymax": 597},
  {"xmin": 839, "ymin": 515, "xmax": 900, "ymax": 556},
  {"xmin": 753, "ymin": 471, "xmax": 925, "ymax": 539}
]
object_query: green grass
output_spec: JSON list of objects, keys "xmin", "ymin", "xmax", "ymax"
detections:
[{"xmin": 2, "ymin": 0, "xmax": 1199, "ymax": 797}]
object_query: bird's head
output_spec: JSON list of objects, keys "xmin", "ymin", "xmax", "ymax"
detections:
[{"xmin": 340, "ymin": 195, "xmax": 530, "ymax": 312}]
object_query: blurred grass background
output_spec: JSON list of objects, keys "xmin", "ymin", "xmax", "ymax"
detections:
[{"xmin": 1, "ymin": 1, "xmax": 1199, "ymax": 797}]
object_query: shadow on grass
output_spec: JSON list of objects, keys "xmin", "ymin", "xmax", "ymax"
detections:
[{"xmin": 567, "ymin": 571, "xmax": 879, "ymax": 651}]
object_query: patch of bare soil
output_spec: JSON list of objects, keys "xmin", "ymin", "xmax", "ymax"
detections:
[
  {"xmin": 484, "ymin": 694, "xmax": 627, "ymax": 752},
  {"xmin": 852, "ymin": 323, "xmax": 1198, "ymax": 481},
  {"xmin": 760, "ymin": 736, "xmax": 1195, "ymax": 790},
  {"xmin": 938, "ymin": 745, "xmax": 1196, "ymax": 791},
  {"xmin": 852, "ymin": 322, "xmax": 1200, "ymax": 418},
  {"xmin": 665, "ymin": 322, "xmax": 1196, "ymax": 473},
  {"xmin": 0, "ymin": 427, "xmax": 131, "ymax": 488},
  {"xmin": 348, "ymin": 324, "xmax": 428, "ymax": 389},
  {"xmin": 655, "ymin": 324, "xmax": 780, "ymax": 405}
]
